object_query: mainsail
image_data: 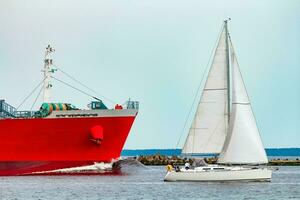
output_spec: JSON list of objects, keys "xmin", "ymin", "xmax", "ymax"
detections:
[
  {"xmin": 182, "ymin": 26, "xmax": 229, "ymax": 154},
  {"xmin": 218, "ymin": 39, "xmax": 268, "ymax": 164}
]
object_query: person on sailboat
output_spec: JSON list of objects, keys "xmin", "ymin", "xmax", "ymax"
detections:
[
  {"xmin": 174, "ymin": 165, "xmax": 180, "ymax": 172},
  {"xmin": 166, "ymin": 164, "xmax": 173, "ymax": 172},
  {"xmin": 184, "ymin": 162, "xmax": 190, "ymax": 170}
]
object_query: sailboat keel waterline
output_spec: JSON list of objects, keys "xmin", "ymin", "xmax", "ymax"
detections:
[{"xmin": 164, "ymin": 166, "xmax": 272, "ymax": 182}]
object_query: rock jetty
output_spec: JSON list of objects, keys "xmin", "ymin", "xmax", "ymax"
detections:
[
  {"xmin": 137, "ymin": 154, "xmax": 217, "ymax": 165},
  {"xmin": 269, "ymin": 158, "xmax": 300, "ymax": 166},
  {"xmin": 137, "ymin": 154, "xmax": 300, "ymax": 166}
]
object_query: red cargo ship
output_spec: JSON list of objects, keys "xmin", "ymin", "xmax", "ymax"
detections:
[{"xmin": 0, "ymin": 45, "xmax": 138, "ymax": 175}]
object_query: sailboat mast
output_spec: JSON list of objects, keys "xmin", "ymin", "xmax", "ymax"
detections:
[{"xmin": 224, "ymin": 20, "xmax": 230, "ymax": 122}]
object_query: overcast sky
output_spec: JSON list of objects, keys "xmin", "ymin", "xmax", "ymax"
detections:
[{"xmin": 0, "ymin": 0, "xmax": 299, "ymax": 149}]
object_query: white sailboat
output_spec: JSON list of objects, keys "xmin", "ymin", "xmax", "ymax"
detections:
[{"xmin": 164, "ymin": 20, "xmax": 272, "ymax": 182}]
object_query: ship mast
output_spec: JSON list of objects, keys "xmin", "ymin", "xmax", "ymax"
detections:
[{"xmin": 43, "ymin": 45, "xmax": 55, "ymax": 103}]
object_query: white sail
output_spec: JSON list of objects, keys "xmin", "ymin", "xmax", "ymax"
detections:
[
  {"xmin": 182, "ymin": 26, "xmax": 229, "ymax": 154},
  {"xmin": 218, "ymin": 40, "xmax": 268, "ymax": 164}
]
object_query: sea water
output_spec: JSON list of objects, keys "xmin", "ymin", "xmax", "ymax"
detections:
[{"xmin": 0, "ymin": 163, "xmax": 299, "ymax": 200}]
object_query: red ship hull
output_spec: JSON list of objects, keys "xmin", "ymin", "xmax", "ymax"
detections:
[{"xmin": 0, "ymin": 113, "xmax": 136, "ymax": 175}]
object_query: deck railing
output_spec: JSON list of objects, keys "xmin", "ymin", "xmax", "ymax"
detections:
[
  {"xmin": 126, "ymin": 101, "xmax": 139, "ymax": 110},
  {"xmin": 0, "ymin": 100, "xmax": 16, "ymax": 118},
  {"xmin": 0, "ymin": 100, "xmax": 35, "ymax": 118}
]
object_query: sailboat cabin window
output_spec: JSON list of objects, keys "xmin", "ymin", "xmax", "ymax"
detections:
[{"xmin": 212, "ymin": 168, "xmax": 225, "ymax": 170}]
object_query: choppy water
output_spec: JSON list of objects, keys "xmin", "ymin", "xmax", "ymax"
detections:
[{"xmin": 0, "ymin": 162, "xmax": 299, "ymax": 200}]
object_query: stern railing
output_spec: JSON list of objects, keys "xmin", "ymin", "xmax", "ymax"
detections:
[{"xmin": 126, "ymin": 101, "xmax": 139, "ymax": 110}]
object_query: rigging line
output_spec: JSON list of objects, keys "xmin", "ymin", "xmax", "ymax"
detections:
[
  {"xmin": 53, "ymin": 65, "xmax": 117, "ymax": 104},
  {"xmin": 175, "ymin": 23, "xmax": 225, "ymax": 150},
  {"xmin": 51, "ymin": 76, "xmax": 101, "ymax": 101},
  {"xmin": 30, "ymin": 84, "xmax": 43, "ymax": 112},
  {"xmin": 16, "ymin": 78, "xmax": 46, "ymax": 110},
  {"xmin": 121, "ymin": 99, "xmax": 130, "ymax": 106}
]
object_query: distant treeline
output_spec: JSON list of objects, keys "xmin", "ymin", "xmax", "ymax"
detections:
[{"xmin": 121, "ymin": 148, "xmax": 300, "ymax": 157}]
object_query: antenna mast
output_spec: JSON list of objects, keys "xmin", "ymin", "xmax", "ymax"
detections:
[{"xmin": 42, "ymin": 45, "xmax": 55, "ymax": 103}]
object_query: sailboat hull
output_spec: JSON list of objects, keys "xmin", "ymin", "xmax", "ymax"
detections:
[{"xmin": 164, "ymin": 166, "xmax": 272, "ymax": 182}]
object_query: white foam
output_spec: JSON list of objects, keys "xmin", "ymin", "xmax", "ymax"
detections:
[{"xmin": 29, "ymin": 160, "xmax": 117, "ymax": 174}]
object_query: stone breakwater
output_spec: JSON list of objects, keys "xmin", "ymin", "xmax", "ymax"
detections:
[{"xmin": 136, "ymin": 154, "xmax": 300, "ymax": 166}]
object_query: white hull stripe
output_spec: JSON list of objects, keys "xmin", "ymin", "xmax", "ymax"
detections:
[{"xmin": 47, "ymin": 109, "xmax": 138, "ymax": 118}]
